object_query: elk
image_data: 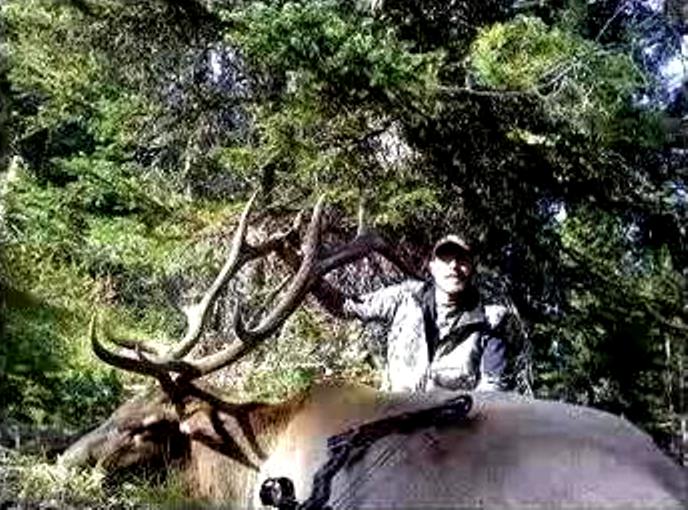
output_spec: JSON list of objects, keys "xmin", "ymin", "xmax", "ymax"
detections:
[{"xmin": 60, "ymin": 194, "xmax": 687, "ymax": 509}]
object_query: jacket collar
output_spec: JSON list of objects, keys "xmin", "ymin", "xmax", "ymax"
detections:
[
  {"xmin": 415, "ymin": 280, "xmax": 486, "ymax": 329},
  {"xmin": 452, "ymin": 305, "xmax": 486, "ymax": 329}
]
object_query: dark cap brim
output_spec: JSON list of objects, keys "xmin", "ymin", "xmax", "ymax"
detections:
[{"xmin": 432, "ymin": 235, "xmax": 472, "ymax": 257}]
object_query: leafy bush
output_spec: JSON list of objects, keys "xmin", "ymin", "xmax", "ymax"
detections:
[
  {"xmin": 1, "ymin": 163, "xmax": 232, "ymax": 429},
  {"xmin": 0, "ymin": 449, "xmax": 205, "ymax": 509},
  {"xmin": 1, "ymin": 296, "xmax": 124, "ymax": 428}
]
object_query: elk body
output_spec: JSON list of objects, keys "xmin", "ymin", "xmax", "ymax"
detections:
[
  {"xmin": 62, "ymin": 381, "xmax": 687, "ymax": 508},
  {"xmin": 61, "ymin": 195, "xmax": 687, "ymax": 508}
]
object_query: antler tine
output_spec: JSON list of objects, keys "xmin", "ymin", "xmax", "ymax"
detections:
[
  {"xmin": 357, "ymin": 196, "xmax": 368, "ymax": 236},
  {"xmin": 108, "ymin": 336, "xmax": 162, "ymax": 356},
  {"xmin": 168, "ymin": 191, "xmax": 258, "ymax": 360},
  {"xmin": 90, "ymin": 313, "xmax": 240, "ymax": 381},
  {"xmin": 232, "ymin": 195, "xmax": 326, "ymax": 345},
  {"xmin": 317, "ymin": 231, "xmax": 419, "ymax": 279},
  {"xmin": 89, "ymin": 316, "xmax": 170, "ymax": 378},
  {"xmin": 175, "ymin": 199, "xmax": 325, "ymax": 378},
  {"xmin": 175, "ymin": 333, "xmax": 249, "ymax": 379}
]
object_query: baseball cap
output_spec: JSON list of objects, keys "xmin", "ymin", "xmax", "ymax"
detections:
[{"xmin": 432, "ymin": 235, "xmax": 472, "ymax": 259}]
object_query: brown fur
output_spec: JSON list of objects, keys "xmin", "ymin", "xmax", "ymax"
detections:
[{"xmin": 178, "ymin": 392, "xmax": 308, "ymax": 500}]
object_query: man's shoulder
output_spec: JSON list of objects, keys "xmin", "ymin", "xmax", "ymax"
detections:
[
  {"xmin": 397, "ymin": 279, "xmax": 428, "ymax": 297},
  {"xmin": 369, "ymin": 279, "xmax": 427, "ymax": 304},
  {"xmin": 370, "ymin": 278, "xmax": 426, "ymax": 294}
]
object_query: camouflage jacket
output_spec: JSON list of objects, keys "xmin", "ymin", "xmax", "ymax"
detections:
[{"xmin": 344, "ymin": 280, "xmax": 507, "ymax": 392}]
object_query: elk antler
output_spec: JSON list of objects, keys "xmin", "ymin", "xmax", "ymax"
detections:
[{"xmin": 91, "ymin": 193, "xmax": 416, "ymax": 392}]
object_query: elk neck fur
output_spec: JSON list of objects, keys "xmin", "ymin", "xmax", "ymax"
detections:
[{"xmin": 171, "ymin": 383, "xmax": 312, "ymax": 502}]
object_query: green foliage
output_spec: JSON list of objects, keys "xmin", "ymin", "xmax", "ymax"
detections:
[
  {"xmin": 227, "ymin": 0, "xmax": 443, "ymax": 108},
  {"xmin": 1, "ymin": 449, "xmax": 207, "ymax": 509},
  {"xmin": 5, "ymin": 162, "xmax": 174, "ymax": 264},
  {"xmin": 371, "ymin": 181, "xmax": 440, "ymax": 228},
  {"xmin": 218, "ymin": 0, "xmax": 445, "ymax": 226},
  {"xmin": 471, "ymin": 16, "xmax": 577, "ymax": 90},
  {"xmin": 534, "ymin": 207, "xmax": 685, "ymax": 434},
  {"xmin": 54, "ymin": 368, "xmax": 124, "ymax": 429},
  {"xmin": 1, "ymin": 160, "xmax": 234, "ymax": 428},
  {"xmin": 89, "ymin": 93, "xmax": 160, "ymax": 149},
  {"xmin": 1, "ymin": 292, "xmax": 124, "ymax": 427},
  {"xmin": 470, "ymin": 15, "xmax": 661, "ymax": 146},
  {"xmin": 2, "ymin": 0, "xmax": 105, "ymax": 131},
  {"xmin": 53, "ymin": 153, "xmax": 173, "ymax": 220},
  {"xmin": 4, "ymin": 174, "xmax": 81, "ymax": 263}
]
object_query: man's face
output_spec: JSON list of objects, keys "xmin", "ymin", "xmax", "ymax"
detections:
[{"xmin": 429, "ymin": 244, "xmax": 473, "ymax": 295}]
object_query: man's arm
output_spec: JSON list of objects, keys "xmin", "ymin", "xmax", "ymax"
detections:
[
  {"xmin": 308, "ymin": 279, "xmax": 410, "ymax": 323},
  {"xmin": 343, "ymin": 282, "xmax": 412, "ymax": 322}
]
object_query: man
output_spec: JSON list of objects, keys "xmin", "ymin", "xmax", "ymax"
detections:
[{"xmin": 341, "ymin": 235, "xmax": 508, "ymax": 392}]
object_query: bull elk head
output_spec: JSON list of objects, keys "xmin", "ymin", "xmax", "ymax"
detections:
[{"xmin": 63, "ymin": 193, "xmax": 412, "ymax": 493}]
